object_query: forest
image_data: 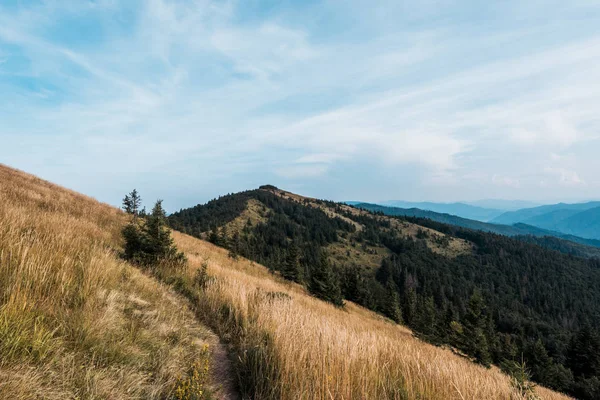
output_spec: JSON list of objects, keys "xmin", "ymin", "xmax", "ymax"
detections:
[{"xmin": 170, "ymin": 188, "xmax": 600, "ymax": 399}]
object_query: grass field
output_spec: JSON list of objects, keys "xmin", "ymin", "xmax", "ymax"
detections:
[{"xmin": 0, "ymin": 165, "xmax": 222, "ymax": 399}]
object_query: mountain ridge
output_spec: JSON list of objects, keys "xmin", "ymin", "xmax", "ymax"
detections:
[{"xmin": 170, "ymin": 184, "xmax": 600, "ymax": 399}]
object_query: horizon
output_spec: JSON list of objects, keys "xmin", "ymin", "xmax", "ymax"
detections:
[{"xmin": 1, "ymin": 1, "xmax": 600, "ymax": 211}]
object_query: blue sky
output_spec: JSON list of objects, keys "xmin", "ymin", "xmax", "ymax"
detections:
[{"xmin": 1, "ymin": 0, "xmax": 600, "ymax": 211}]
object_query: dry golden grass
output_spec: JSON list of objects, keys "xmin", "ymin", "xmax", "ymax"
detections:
[
  {"xmin": 0, "ymin": 165, "xmax": 220, "ymax": 399},
  {"xmin": 173, "ymin": 231, "xmax": 572, "ymax": 400}
]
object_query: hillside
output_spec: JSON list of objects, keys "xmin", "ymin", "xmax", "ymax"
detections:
[
  {"xmin": 0, "ymin": 165, "xmax": 234, "ymax": 399},
  {"xmin": 172, "ymin": 186, "xmax": 600, "ymax": 399},
  {"xmin": 355, "ymin": 203, "xmax": 600, "ymax": 258},
  {"xmin": 169, "ymin": 230, "xmax": 570, "ymax": 400}
]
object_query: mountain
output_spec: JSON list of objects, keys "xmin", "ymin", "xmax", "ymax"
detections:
[
  {"xmin": 465, "ymin": 199, "xmax": 541, "ymax": 211},
  {"xmin": 492, "ymin": 201, "xmax": 600, "ymax": 225},
  {"xmin": 379, "ymin": 200, "xmax": 504, "ymax": 221},
  {"xmin": 493, "ymin": 201, "xmax": 600, "ymax": 240},
  {"xmin": 356, "ymin": 202, "xmax": 600, "ymax": 257},
  {"xmin": 1, "ymin": 165, "xmax": 573, "ymax": 400},
  {"xmin": 172, "ymin": 185, "xmax": 600, "ymax": 399}
]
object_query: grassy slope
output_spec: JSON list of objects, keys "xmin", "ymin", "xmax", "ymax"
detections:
[
  {"xmin": 0, "ymin": 165, "xmax": 227, "ymax": 399},
  {"xmin": 172, "ymin": 231, "xmax": 571, "ymax": 400}
]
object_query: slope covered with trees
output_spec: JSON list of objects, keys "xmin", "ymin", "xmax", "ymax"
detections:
[{"xmin": 172, "ymin": 186, "xmax": 600, "ymax": 399}]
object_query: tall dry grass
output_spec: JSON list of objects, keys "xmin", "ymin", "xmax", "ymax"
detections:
[
  {"xmin": 0, "ymin": 165, "xmax": 215, "ymax": 399},
  {"xmin": 173, "ymin": 231, "xmax": 572, "ymax": 400}
]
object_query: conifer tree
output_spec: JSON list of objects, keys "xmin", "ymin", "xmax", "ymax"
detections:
[
  {"xmin": 461, "ymin": 289, "xmax": 492, "ymax": 367},
  {"xmin": 415, "ymin": 296, "xmax": 438, "ymax": 341},
  {"xmin": 309, "ymin": 251, "xmax": 343, "ymax": 306},
  {"xmin": 143, "ymin": 200, "xmax": 184, "ymax": 264},
  {"xmin": 281, "ymin": 242, "xmax": 302, "ymax": 282},
  {"xmin": 568, "ymin": 325, "xmax": 600, "ymax": 378},
  {"xmin": 403, "ymin": 286, "xmax": 418, "ymax": 326},
  {"xmin": 526, "ymin": 339, "xmax": 554, "ymax": 385},
  {"xmin": 122, "ymin": 189, "xmax": 142, "ymax": 216},
  {"xmin": 219, "ymin": 226, "xmax": 229, "ymax": 248},
  {"xmin": 229, "ymin": 230, "xmax": 241, "ymax": 260},
  {"xmin": 209, "ymin": 225, "xmax": 219, "ymax": 244},
  {"xmin": 382, "ymin": 278, "xmax": 403, "ymax": 323}
]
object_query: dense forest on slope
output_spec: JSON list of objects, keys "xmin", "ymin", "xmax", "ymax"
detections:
[
  {"xmin": 171, "ymin": 187, "xmax": 600, "ymax": 399},
  {"xmin": 356, "ymin": 202, "xmax": 600, "ymax": 256}
]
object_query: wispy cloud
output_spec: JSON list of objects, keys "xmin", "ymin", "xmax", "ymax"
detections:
[{"xmin": 1, "ymin": 0, "xmax": 599, "ymax": 208}]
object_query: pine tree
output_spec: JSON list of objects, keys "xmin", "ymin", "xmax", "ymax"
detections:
[
  {"xmin": 122, "ymin": 189, "xmax": 142, "ymax": 216},
  {"xmin": 209, "ymin": 225, "xmax": 219, "ymax": 244},
  {"xmin": 382, "ymin": 278, "xmax": 403, "ymax": 323},
  {"xmin": 142, "ymin": 200, "xmax": 185, "ymax": 265},
  {"xmin": 309, "ymin": 251, "xmax": 343, "ymax": 307},
  {"xmin": 229, "ymin": 230, "xmax": 241, "ymax": 260},
  {"xmin": 526, "ymin": 339, "xmax": 554, "ymax": 385},
  {"xmin": 219, "ymin": 226, "xmax": 229, "ymax": 248},
  {"xmin": 281, "ymin": 242, "xmax": 302, "ymax": 282},
  {"xmin": 568, "ymin": 325, "xmax": 600, "ymax": 378},
  {"xmin": 403, "ymin": 286, "xmax": 418, "ymax": 326},
  {"xmin": 415, "ymin": 296, "xmax": 438, "ymax": 342},
  {"xmin": 461, "ymin": 289, "xmax": 492, "ymax": 367}
]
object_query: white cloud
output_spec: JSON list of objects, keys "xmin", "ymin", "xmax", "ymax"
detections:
[
  {"xmin": 544, "ymin": 167, "xmax": 586, "ymax": 187},
  {"xmin": 1, "ymin": 0, "xmax": 600, "ymax": 206}
]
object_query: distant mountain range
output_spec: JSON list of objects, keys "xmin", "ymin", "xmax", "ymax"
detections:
[
  {"xmin": 377, "ymin": 201, "xmax": 504, "ymax": 222},
  {"xmin": 354, "ymin": 203, "xmax": 600, "ymax": 258},
  {"xmin": 351, "ymin": 199, "xmax": 600, "ymax": 241},
  {"xmin": 491, "ymin": 202, "xmax": 600, "ymax": 240}
]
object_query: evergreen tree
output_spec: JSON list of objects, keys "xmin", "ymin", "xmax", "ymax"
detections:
[
  {"xmin": 281, "ymin": 242, "xmax": 302, "ymax": 283},
  {"xmin": 229, "ymin": 230, "xmax": 241, "ymax": 260},
  {"xmin": 209, "ymin": 225, "xmax": 219, "ymax": 244},
  {"xmin": 121, "ymin": 194, "xmax": 185, "ymax": 267},
  {"xmin": 141, "ymin": 200, "xmax": 185, "ymax": 265},
  {"xmin": 309, "ymin": 251, "xmax": 343, "ymax": 306},
  {"xmin": 342, "ymin": 266, "xmax": 373, "ymax": 307},
  {"xmin": 122, "ymin": 189, "xmax": 142, "ymax": 216},
  {"xmin": 382, "ymin": 278, "xmax": 403, "ymax": 323},
  {"xmin": 415, "ymin": 296, "xmax": 438, "ymax": 342},
  {"xmin": 219, "ymin": 226, "xmax": 229, "ymax": 248},
  {"xmin": 122, "ymin": 222, "xmax": 144, "ymax": 262},
  {"xmin": 461, "ymin": 290, "xmax": 492, "ymax": 367},
  {"xmin": 568, "ymin": 325, "xmax": 600, "ymax": 378},
  {"xmin": 526, "ymin": 339, "xmax": 554, "ymax": 385},
  {"xmin": 403, "ymin": 286, "xmax": 418, "ymax": 326}
]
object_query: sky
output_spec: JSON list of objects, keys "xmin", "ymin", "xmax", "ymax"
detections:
[{"xmin": 1, "ymin": 0, "xmax": 600, "ymax": 211}]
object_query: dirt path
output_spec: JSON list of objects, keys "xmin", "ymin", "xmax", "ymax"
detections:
[
  {"xmin": 165, "ymin": 291, "xmax": 240, "ymax": 400},
  {"xmin": 206, "ymin": 331, "xmax": 239, "ymax": 400}
]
